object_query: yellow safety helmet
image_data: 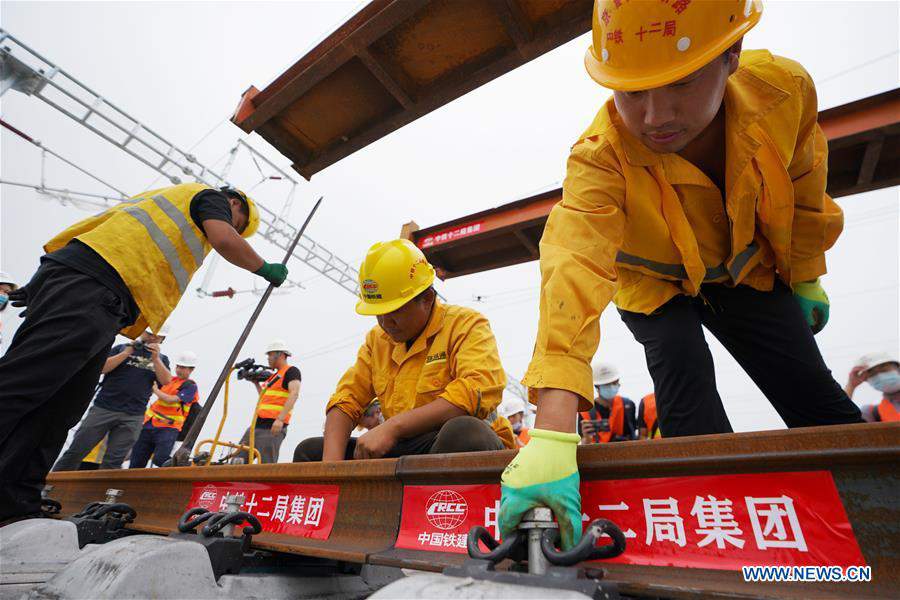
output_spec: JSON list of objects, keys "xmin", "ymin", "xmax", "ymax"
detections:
[
  {"xmin": 221, "ymin": 187, "xmax": 260, "ymax": 238},
  {"xmin": 356, "ymin": 239, "xmax": 436, "ymax": 316},
  {"xmin": 584, "ymin": 0, "xmax": 763, "ymax": 91}
]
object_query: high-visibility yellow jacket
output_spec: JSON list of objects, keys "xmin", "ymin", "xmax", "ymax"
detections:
[
  {"xmin": 45, "ymin": 183, "xmax": 214, "ymax": 338},
  {"xmin": 523, "ymin": 50, "xmax": 841, "ymax": 406},
  {"xmin": 144, "ymin": 376, "xmax": 199, "ymax": 430},
  {"xmin": 256, "ymin": 365, "xmax": 296, "ymax": 424},
  {"xmin": 327, "ymin": 301, "xmax": 515, "ymax": 449}
]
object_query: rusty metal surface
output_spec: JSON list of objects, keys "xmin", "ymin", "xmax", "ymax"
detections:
[
  {"xmin": 232, "ymin": 0, "xmax": 592, "ymax": 178},
  {"xmin": 407, "ymin": 88, "xmax": 900, "ymax": 279},
  {"xmin": 46, "ymin": 423, "xmax": 899, "ymax": 598}
]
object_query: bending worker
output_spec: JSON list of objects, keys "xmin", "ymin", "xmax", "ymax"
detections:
[
  {"xmin": 500, "ymin": 0, "xmax": 863, "ymax": 550},
  {"xmin": 0, "ymin": 183, "xmax": 288, "ymax": 525},
  {"xmin": 294, "ymin": 239, "xmax": 516, "ymax": 462},
  {"xmin": 846, "ymin": 352, "xmax": 900, "ymax": 423},
  {"xmin": 129, "ymin": 350, "xmax": 200, "ymax": 468},
  {"xmin": 236, "ymin": 340, "xmax": 301, "ymax": 464}
]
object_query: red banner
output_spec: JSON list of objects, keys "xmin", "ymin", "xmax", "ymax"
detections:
[
  {"xmin": 417, "ymin": 221, "xmax": 485, "ymax": 249},
  {"xmin": 395, "ymin": 471, "xmax": 866, "ymax": 570},
  {"xmin": 187, "ymin": 482, "xmax": 339, "ymax": 540}
]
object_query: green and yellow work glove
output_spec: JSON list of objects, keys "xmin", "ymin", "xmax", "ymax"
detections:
[
  {"xmin": 792, "ymin": 278, "xmax": 829, "ymax": 334},
  {"xmin": 254, "ymin": 262, "xmax": 288, "ymax": 287},
  {"xmin": 499, "ymin": 428, "xmax": 582, "ymax": 550}
]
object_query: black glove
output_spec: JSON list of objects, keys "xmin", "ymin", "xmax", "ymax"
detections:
[{"xmin": 9, "ymin": 285, "xmax": 29, "ymax": 308}]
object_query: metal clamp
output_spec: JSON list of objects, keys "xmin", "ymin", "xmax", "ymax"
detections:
[
  {"xmin": 466, "ymin": 508, "xmax": 627, "ymax": 572},
  {"xmin": 65, "ymin": 489, "xmax": 137, "ymax": 547}
]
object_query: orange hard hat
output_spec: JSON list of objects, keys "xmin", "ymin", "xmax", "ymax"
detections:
[{"xmin": 585, "ymin": 0, "xmax": 763, "ymax": 91}]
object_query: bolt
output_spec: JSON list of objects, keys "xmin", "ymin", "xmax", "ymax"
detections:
[
  {"xmin": 222, "ymin": 493, "xmax": 245, "ymax": 537},
  {"xmin": 41, "ymin": 485, "xmax": 54, "ymax": 499},
  {"xmin": 518, "ymin": 507, "xmax": 557, "ymax": 575},
  {"xmin": 105, "ymin": 489, "xmax": 123, "ymax": 503}
]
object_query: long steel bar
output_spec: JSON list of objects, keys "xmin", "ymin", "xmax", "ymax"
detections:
[
  {"xmin": 47, "ymin": 423, "xmax": 899, "ymax": 598},
  {"xmin": 172, "ymin": 197, "xmax": 323, "ymax": 465}
]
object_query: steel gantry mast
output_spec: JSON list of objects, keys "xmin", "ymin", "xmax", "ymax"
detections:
[{"xmin": 0, "ymin": 28, "xmax": 360, "ymax": 296}]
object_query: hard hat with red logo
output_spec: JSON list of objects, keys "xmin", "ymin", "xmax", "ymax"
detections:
[
  {"xmin": 585, "ymin": 0, "xmax": 763, "ymax": 91},
  {"xmin": 356, "ymin": 239, "xmax": 436, "ymax": 316}
]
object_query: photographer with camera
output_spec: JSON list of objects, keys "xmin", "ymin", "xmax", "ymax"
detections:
[
  {"xmin": 578, "ymin": 362, "xmax": 637, "ymax": 445},
  {"xmin": 234, "ymin": 340, "xmax": 300, "ymax": 463},
  {"xmin": 52, "ymin": 327, "xmax": 171, "ymax": 471}
]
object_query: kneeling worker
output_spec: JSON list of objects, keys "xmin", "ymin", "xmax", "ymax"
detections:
[
  {"xmin": 129, "ymin": 351, "xmax": 200, "ymax": 468},
  {"xmin": 0, "ymin": 182, "xmax": 287, "ymax": 524},
  {"xmin": 294, "ymin": 239, "xmax": 515, "ymax": 462},
  {"xmin": 236, "ymin": 340, "xmax": 300, "ymax": 463},
  {"xmin": 501, "ymin": 1, "xmax": 863, "ymax": 550}
]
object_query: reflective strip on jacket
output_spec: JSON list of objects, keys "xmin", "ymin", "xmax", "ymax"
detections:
[
  {"xmin": 44, "ymin": 183, "xmax": 214, "ymax": 339},
  {"xmin": 256, "ymin": 365, "xmax": 295, "ymax": 424},
  {"xmin": 327, "ymin": 301, "xmax": 514, "ymax": 448},
  {"xmin": 523, "ymin": 50, "xmax": 842, "ymax": 406},
  {"xmin": 144, "ymin": 376, "xmax": 198, "ymax": 431},
  {"xmin": 641, "ymin": 393, "xmax": 661, "ymax": 439}
]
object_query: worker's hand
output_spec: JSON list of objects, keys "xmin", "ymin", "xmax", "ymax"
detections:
[
  {"xmin": 254, "ymin": 262, "xmax": 289, "ymax": 287},
  {"xmin": 146, "ymin": 342, "xmax": 161, "ymax": 357},
  {"xmin": 580, "ymin": 419, "xmax": 596, "ymax": 441},
  {"xmin": 500, "ymin": 429, "xmax": 582, "ymax": 550},
  {"xmin": 152, "ymin": 383, "xmax": 160, "ymax": 396},
  {"xmin": 846, "ymin": 365, "xmax": 868, "ymax": 394},
  {"xmin": 271, "ymin": 418, "xmax": 284, "ymax": 435},
  {"xmin": 353, "ymin": 421, "xmax": 398, "ymax": 459},
  {"xmin": 792, "ymin": 278, "xmax": 829, "ymax": 334}
]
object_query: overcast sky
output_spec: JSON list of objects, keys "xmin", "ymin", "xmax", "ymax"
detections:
[{"xmin": 2, "ymin": 1, "xmax": 898, "ymax": 458}]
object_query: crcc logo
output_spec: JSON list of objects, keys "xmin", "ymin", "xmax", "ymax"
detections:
[{"xmin": 425, "ymin": 489, "xmax": 468, "ymax": 530}]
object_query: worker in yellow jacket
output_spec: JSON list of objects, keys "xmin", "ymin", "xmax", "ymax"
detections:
[
  {"xmin": 500, "ymin": 1, "xmax": 863, "ymax": 550},
  {"xmin": 0, "ymin": 183, "xmax": 288, "ymax": 525},
  {"xmin": 293, "ymin": 239, "xmax": 516, "ymax": 462}
]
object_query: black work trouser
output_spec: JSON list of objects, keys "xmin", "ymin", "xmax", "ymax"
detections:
[
  {"xmin": 618, "ymin": 282, "xmax": 862, "ymax": 437},
  {"xmin": 0, "ymin": 261, "xmax": 129, "ymax": 520},
  {"xmin": 293, "ymin": 416, "xmax": 504, "ymax": 462}
]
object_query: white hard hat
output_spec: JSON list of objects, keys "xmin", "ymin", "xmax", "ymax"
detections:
[
  {"xmin": 0, "ymin": 271, "xmax": 18, "ymax": 290},
  {"xmin": 265, "ymin": 339, "xmax": 291, "ymax": 355},
  {"xmin": 854, "ymin": 352, "xmax": 899, "ymax": 373},
  {"xmin": 176, "ymin": 351, "xmax": 198, "ymax": 368},
  {"xmin": 146, "ymin": 323, "xmax": 171, "ymax": 337},
  {"xmin": 592, "ymin": 362, "xmax": 620, "ymax": 385},
  {"xmin": 499, "ymin": 398, "xmax": 525, "ymax": 419}
]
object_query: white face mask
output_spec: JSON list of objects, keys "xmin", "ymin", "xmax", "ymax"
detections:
[{"xmin": 869, "ymin": 371, "xmax": 900, "ymax": 394}]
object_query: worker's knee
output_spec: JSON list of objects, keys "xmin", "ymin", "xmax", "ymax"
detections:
[
  {"xmin": 430, "ymin": 416, "xmax": 503, "ymax": 454},
  {"xmin": 293, "ymin": 437, "xmax": 325, "ymax": 462}
]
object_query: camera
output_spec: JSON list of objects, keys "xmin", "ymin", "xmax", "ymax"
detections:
[
  {"xmin": 235, "ymin": 358, "xmax": 274, "ymax": 383},
  {"xmin": 131, "ymin": 340, "xmax": 146, "ymax": 352}
]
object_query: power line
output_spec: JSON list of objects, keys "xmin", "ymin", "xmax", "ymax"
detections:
[{"xmin": 818, "ymin": 49, "xmax": 899, "ymax": 84}]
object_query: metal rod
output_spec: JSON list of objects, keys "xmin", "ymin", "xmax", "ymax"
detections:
[{"xmin": 172, "ymin": 197, "xmax": 324, "ymax": 465}]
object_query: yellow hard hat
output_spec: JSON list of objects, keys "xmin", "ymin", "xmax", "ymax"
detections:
[
  {"xmin": 355, "ymin": 239, "xmax": 435, "ymax": 316},
  {"xmin": 221, "ymin": 187, "xmax": 260, "ymax": 238},
  {"xmin": 585, "ymin": 0, "xmax": 763, "ymax": 91}
]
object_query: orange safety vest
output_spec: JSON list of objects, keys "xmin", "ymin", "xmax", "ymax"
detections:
[
  {"xmin": 517, "ymin": 427, "xmax": 531, "ymax": 447},
  {"xmin": 144, "ymin": 377, "xmax": 198, "ymax": 431},
  {"xmin": 876, "ymin": 399, "xmax": 900, "ymax": 422},
  {"xmin": 580, "ymin": 396, "xmax": 624, "ymax": 444},
  {"xmin": 257, "ymin": 365, "xmax": 294, "ymax": 424},
  {"xmin": 641, "ymin": 394, "xmax": 662, "ymax": 439}
]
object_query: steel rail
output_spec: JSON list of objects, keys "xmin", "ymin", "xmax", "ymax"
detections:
[{"xmin": 46, "ymin": 422, "xmax": 899, "ymax": 599}]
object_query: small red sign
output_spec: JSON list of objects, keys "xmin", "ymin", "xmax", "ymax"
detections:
[
  {"xmin": 395, "ymin": 472, "xmax": 866, "ymax": 570},
  {"xmin": 417, "ymin": 221, "xmax": 485, "ymax": 249},
  {"xmin": 187, "ymin": 482, "xmax": 339, "ymax": 540}
]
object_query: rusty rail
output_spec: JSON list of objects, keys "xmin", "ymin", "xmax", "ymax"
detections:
[{"xmin": 47, "ymin": 423, "xmax": 899, "ymax": 598}]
